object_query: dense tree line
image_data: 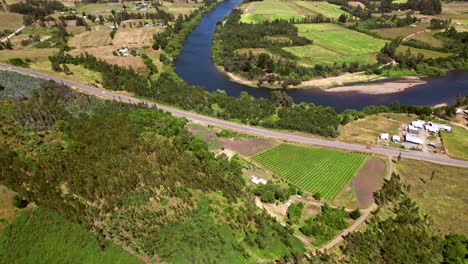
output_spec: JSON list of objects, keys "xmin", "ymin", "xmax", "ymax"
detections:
[
  {"xmin": 0, "ymin": 80, "xmax": 305, "ymax": 262},
  {"xmin": 9, "ymin": 0, "xmax": 65, "ymax": 20}
]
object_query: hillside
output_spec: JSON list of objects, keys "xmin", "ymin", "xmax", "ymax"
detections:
[{"xmin": 0, "ymin": 75, "xmax": 305, "ymax": 262}]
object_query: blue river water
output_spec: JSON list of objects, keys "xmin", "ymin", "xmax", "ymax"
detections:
[{"xmin": 174, "ymin": 0, "xmax": 468, "ymax": 112}]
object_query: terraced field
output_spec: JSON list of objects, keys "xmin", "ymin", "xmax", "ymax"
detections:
[
  {"xmin": 253, "ymin": 144, "xmax": 366, "ymax": 200},
  {"xmin": 284, "ymin": 23, "xmax": 387, "ymax": 66}
]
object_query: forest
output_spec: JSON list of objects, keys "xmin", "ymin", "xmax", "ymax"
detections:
[{"xmin": 0, "ymin": 78, "xmax": 305, "ymax": 262}]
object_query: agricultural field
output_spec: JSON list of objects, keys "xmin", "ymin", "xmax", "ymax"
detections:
[
  {"xmin": 0, "ymin": 207, "xmax": 142, "ymax": 263},
  {"xmin": 0, "ymin": 12, "xmax": 23, "ymax": 31},
  {"xmin": 441, "ymin": 126, "xmax": 468, "ymax": 160},
  {"xmin": 75, "ymin": 2, "xmax": 124, "ymax": 14},
  {"xmin": 239, "ymin": 0, "xmax": 344, "ymax": 24},
  {"xmin": 334, "ymin": 157, "xmax": 386, "ymax": 209},
  {"xmin": 68, "ymin": 28, "xmax": 113, "ymax": 48},
  {"xmin": 396, "ymin": 159, "xmax": 468, "ymax": 235},
  {"xmin": 0, "ymin": 12, "xmax": 23, "ymax": 32},
  {"xmin": 253, "ymin": 144, "xmax": 367, "ymax": 200},
  {"xmin": 284, "ymin": 23, "xmax": 386, "ymax": 66},
  {"xmin": 161, "ymin": 1, "xmax": 204, "ymax": 16},
  {"xmin": 396, "ymin": 45, "xmax": 450, "ymax": 59}
]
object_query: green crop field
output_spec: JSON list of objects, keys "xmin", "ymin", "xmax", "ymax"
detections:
[
  {"xmin": 296, "ymin": 24, "xmax": 387, "ymax": 55},
  {"xmin": 294, "ymin": 1, "xmax": 346, "ymax": 19},
  {"xmin": 239, "ymin": 0, "xmax": 344, "ymax": 23},
  {"xmin": 253, "ymin": 144, "xmax": 366, "ymax": 200},
  {"xmin": 282, "ymin": 24, "xmax": 387, "ymax": 65}
]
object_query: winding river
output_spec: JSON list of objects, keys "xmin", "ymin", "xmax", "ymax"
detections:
[{"xmin": 174, "ymin": 0, "xmax": 468, "ymax": 112}]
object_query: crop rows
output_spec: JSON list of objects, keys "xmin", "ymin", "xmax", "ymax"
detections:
[{"xmin": 253, "ymin": 144, "xmax": 366, "ymax": 200}]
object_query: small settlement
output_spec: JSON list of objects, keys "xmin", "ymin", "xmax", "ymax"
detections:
[{"xmin": 380, "ymin": 119, "xmax": 452, "ymax": 153}]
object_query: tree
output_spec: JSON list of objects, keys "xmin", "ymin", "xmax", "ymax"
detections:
[
  {"xmin": 12, "ymin": 195, "xmax": 29, "ymax": 208},
  {"xmin": 338, "ymin": 13, "xmax": 348, "ymax": 23},
  {"xmin": 287, "ymin": 203, "xmax": 304, "ymax": 224},
  {"xmin": 349, "ymin": 208, "xmax": 361, "ymax": 220}
]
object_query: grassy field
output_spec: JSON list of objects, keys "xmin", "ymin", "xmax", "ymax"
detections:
[
  {"xmin": 337, "ymin": 113, "xmax": 416, "ymax": 145},
  {"xmin": 75, "ymin": 3, "xmax": 124, "ymax": 14},
  {"xmin": 441, "ymin": 126, "xmax": 468, "ymax": 160},
  {"xmin": 0, "ymin": 12, "xmax": 23, "ymax": 32},
  {"xmin": 284, "ymin": 23, "xmax": 386, "ymax": 66},
  {"xmin": 253, "ymin": 144, "xmax": 366, "ymax": 200},
  {"xmin": 396, "ymin": 159, "xmax": 468, "ymax": 235},
  {"xmin": 0, "ymin": 207, "xmax": 142, "ymax": 263},
  {"xmin": 69, "ymin": 29, "xmax": 112, "ymax": 48},
  {"xmin": 239, "ymin": 0, "xmax": 344, "ymax": 23},
  {"xmin": 396, "ymin": 46, "xmax": 450, "ymax": 59},
  {"xmin": 294, "ymin": 1, "xmax": 346, "ymax": 19}
]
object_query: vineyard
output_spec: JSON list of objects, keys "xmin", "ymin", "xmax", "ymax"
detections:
[{"xmin": 253, "ymin": 144, "xmax": 366, "ymax": 200}]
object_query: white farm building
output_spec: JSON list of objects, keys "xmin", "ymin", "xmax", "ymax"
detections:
[{"xmin": 405, "ymin": 134, "xmax": 424, "ymax": 145}]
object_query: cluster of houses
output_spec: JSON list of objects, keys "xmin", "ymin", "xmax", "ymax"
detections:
[{"xmin": 380, "ymin": 120, "xmax": 452, "ymax": 148}]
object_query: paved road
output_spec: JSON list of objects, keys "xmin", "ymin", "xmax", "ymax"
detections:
[{"xmin": 2, "ymin": 63, "xmax": 468, "ymax": 168}]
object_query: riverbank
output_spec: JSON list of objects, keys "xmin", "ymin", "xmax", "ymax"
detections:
[
  {"xmin": 324, "ymin": 76, "xmax": 427, "ymax": 95},
  {"xmin": 219, "ymin": 66, "xmax": 427, "ymax": 94}
]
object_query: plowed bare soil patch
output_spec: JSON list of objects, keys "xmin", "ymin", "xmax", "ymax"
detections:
[
  {"xmin": 352, "ymin": 157, "xmax": 385, "ymax": 207},
  {"xmin": 218, "ymin": 138, "xmax": 277, "ymax": 157}
]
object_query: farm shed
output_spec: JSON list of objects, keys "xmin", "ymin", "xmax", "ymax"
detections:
[
  {"xmin": 408, "ymin": 125, "xmax": 420, "ymax": 134},
  {"xmin": 428, "ymin": 122, "xmax": 452, "ymax": 132},
  {"xmin": 425, "ymin": 125, "xmax": 439, "ymax": 133},
  {"xmin": 411, "ymin": 120, "xmax": 426, "ymax": 129},
  {"xmin": 405, "ymin": 134, "xmax": 424, "ymax": 145},
  {"xmin": 380, "ymin": 133, "xmax": 389, "ymax": 140}
]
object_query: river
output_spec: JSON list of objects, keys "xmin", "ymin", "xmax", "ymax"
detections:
[{"xmin": 174, "ymin": 0, "xmax": 468, "ymax": 112}]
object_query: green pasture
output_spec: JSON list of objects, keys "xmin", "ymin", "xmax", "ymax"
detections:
[
  {"xmin": 253, "ymin": 144, "xmax": 366, "ymax": 200},
  {"xmin": 239, "ymin": 0, "xmax": 344, "ymax": 23},
  {"xmin": 396, "ymin": 46, "xmax": 450, "ymax": 59},
  {"xmin": 295, "ymin": 24, "xmax": 387, "ymax": 55},
  {"xmin": 284, "ymin": 45, "xmax": 377, "ymax": 66},
  {"xmin": 294, "ymin": 1, "xmax": 346, "ymax": 19}
]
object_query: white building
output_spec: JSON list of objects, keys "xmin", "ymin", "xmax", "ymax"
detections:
[
  {"xmin": 428, "ymin": 122, "xmax": 452, "ymax": 132},
  {"xmin": 251, "ymin": 175, "xmax": 267, "ymax": 185},
  {"xmin": 408, "ymin": 125, "xmax": 419, "ymax": 134},
  {"xmin": 380, "ymin": 133, "xmax": 389, "ymax": 141},
  {"xmin": 411, "ymin": 120, "xmax": 426, "ymax": 129},
  {"xmin": 456, "ymin": 108, "xmax": 463, "ymax": 114},
  {"xmin": 392, "ymin": 135, "xmax": 400, "ymax": 143},
  {"xmin": 425, "ymin": 125, "xmax": 439, "ymax": 133},
  {"xmin": 405, "ymin": 134, "xmax": 424, "ymax": 145}
]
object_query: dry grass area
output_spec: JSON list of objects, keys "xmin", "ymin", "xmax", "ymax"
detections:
[
  {"xmin": 112, "ymin": 27, "xmax": 161, "ymax": 46},
  {"xmin": 69, "ymin": 46, "xmax": 149, "ymax": 73},
  {"xmin": 396, "ymin": 159, "xmax": 468, "ymax": 235},
  {"xmin": 338, "ymin": 114, "xmax": 405, "ymax": 145},
  {"xmin": 373, "ymin": 25, "xmax": 426, "ymax": 39},
  {"xmin": 0, "ymin": 12, "xmax": 23, "ymax": 31},
  {"xmin": 410, "ymin": 31, "xmax": 444, "ymax": 47},
  {"xmin": 0, "ymin": 48, "xmax": 56, "ymax": 63},
  {"xmin": 68, "ymin": 28, "xmax": 112, "ymax": 48}
]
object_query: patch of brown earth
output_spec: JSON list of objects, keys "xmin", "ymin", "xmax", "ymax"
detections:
[
  {"xmin": 352, "ymin": 157, "xmax": 385, "ymax": 208},
  {"xmin": 218, "ymin": 138, "xmax": 277, "ymax": 157}
]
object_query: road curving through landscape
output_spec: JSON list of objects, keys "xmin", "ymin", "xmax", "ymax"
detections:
[{"xmin": 2, "ymin": 63, "xmax": 468, "ymax": 168}]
